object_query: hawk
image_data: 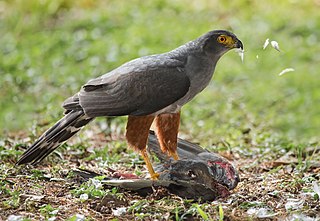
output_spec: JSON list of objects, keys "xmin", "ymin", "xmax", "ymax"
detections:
[{"xmin": 17, "ymin": 30, "xmax": 243, "ymax": 180}]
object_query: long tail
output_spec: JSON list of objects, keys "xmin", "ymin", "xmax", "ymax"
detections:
[{"xmin": 17, "ymin": 110, "xmax": 93, "ymax": 165}]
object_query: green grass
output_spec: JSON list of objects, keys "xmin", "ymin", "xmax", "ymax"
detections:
[
  {"xmin": 1, "ymin": 0, "xmax": 319, "ymax": 144},
  {"xmin": 0, "ymin": 0, "xmax": 319, "ymax": 220}
]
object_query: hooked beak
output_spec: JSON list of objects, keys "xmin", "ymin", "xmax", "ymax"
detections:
[
  {"xmin": 234, "ymin": 39, "xmax": 244, "ymax": 62},
  {"xmin": 235, "ymin": 39, "xmax": 243, "ymax": 50}
]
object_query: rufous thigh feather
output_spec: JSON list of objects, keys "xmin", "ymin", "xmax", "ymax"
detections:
[
  {"xmin": 126, "ymin": 115, "xmax": 155, "ymax": 151},
  {"xmin": 126, "ymin": 115, "xmax": 159, "ymax": 179},
  {"xmin": 154, "ymin": 112, "xmax": 180, "ymax": 160}
]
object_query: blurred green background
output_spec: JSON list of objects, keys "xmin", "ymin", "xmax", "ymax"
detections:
[{"xmin": 0, "ymin": 0, "xmax": 319, "ymax": 145}]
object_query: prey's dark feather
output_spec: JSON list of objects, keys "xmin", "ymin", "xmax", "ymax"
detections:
[
  {"xmin": 74, "ymin": 132, "xmax": 240, "ymax": 201},
  {"xmin": 147, "ymin": 131, "xmax": 240, "ymax": 190}
]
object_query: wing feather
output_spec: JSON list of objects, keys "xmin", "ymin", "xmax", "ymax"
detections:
[{"xmin": 79, "ymin": 56, "xmax": 190, "ymax": 117}]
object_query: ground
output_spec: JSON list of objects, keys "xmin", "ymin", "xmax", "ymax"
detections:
[
  {"xmin": 0, "ymin": 0, "xmax": 319, "ymax": 220},
  {"xmin": 1, "ymin": 128, "xmax": 319, "ymax": 220}
]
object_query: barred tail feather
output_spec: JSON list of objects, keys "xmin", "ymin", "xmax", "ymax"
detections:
[{"xmin": 17, "ymin": 110, "xmax": 93, "ymax": 165}]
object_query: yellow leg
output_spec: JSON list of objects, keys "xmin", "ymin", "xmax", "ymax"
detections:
[
  {"xmin": 126, "ymin": 115, "xmax": 159, "ymax": 179},
  {"xmin": 141, "ymin": 149, "xmax": 159, "ymax": 180},
  {"xmin": 170, "ymin": 150, "xmax": 179, "ymax": 161}
]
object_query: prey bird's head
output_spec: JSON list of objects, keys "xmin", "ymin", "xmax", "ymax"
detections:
[{"xmin": 200, "ymin": 30, "xmax": 243, "ymax": 57}]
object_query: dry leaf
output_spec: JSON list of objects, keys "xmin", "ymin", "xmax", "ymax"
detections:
[
  {"xmin": 285, "ymin": 198, "xmax": 304, "ymax": 210},
  {"xmin": 312, "ymin": 181, "xmax": 320, "ymax": 197}
]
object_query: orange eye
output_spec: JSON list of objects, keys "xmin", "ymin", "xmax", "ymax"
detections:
[{"xmin": 217, "ymin": 36, "xmax": 227, "ymax": 43}]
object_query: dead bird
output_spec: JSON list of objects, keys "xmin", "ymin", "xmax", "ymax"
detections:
[
  {"xmin": 74, "ymin": 131, "xmax": 240, "ymax": 201},
  {"xmin": 148, "ymin": 131, "xmax": 240, "ymax": 191}
]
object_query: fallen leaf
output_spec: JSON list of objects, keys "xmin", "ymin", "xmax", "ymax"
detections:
[
  {"xmin": 49, "ymin": 209, "xmax": 59, "ymax": 215},
  {"xmin": 73, "ymin": 214, "xmax": 85, "ymax": 221},
  {"xmin": 312, "ymin": 181, "xmax": 320, "ymax": 197},
  {"xmin": 7, "ymin": 215, "xmax": 24, "ymax": 221},
  {"xmin": 288, "ymin": 213, "xmax": 316, "ymax": 221},
  {"xmin": 80, "ymin": 193, "xmax": 89, "ymax": 201},
  {"xmin": 20, "ymin": 194, "xmax": 45, "ymax": 201},
  {"xmin": 247, "ymin": 207, "xmax": 277, "ymax": 218},
  {"xmin": 112, "ymin": 207, "xmax": 127, "ymax": 216},
  {"xmin": 48, "ymin": 217, "xmax": 56, "ymax": 221},
  {"xmin": 285, "ymin": 198, "xmax": 304, "ymax": 211}
]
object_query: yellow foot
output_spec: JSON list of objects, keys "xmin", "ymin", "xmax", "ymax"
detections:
[
  {"xmin": 150, "ymin": 172, "xmax": 160, "ymax": 180},
  {"xmin": 170, "ymin": 151, "xmax": 180, "ymax": 161}
]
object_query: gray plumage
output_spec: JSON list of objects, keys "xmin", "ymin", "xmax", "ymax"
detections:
[{"xmin": 17, "ymin": 30, "xmax": 243, "ymax": 165}]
